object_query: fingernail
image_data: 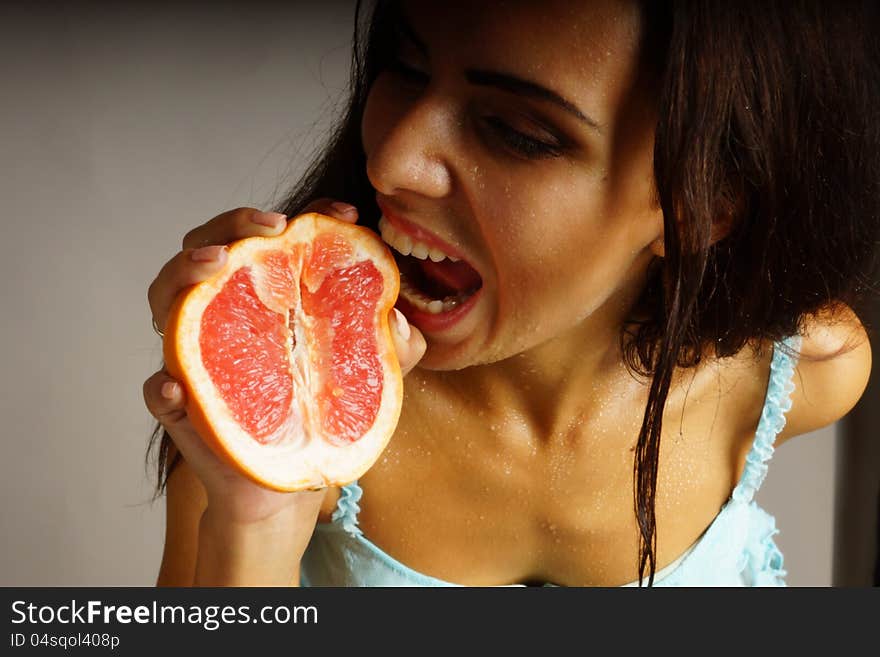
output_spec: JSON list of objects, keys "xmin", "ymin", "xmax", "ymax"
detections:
[
  {"xmin": 161, "ymin": 382, "xmax": 179, "ymax": 399},
  {"xmin": 191, "ymin": 245, "xmax": 227, "ymax": 262},
  {"xmin": 251, "ymin": 211, "xmax": 287, "ymax": 227},
  {"xmin": 393, "ymin": 308, "xmax": 410, "ymax": 341},
  {"xmin": 330, "ymin": 201, "xmax": 357, "ymax": 216}
]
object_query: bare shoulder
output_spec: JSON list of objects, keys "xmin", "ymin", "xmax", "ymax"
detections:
[{"xmin": 778, "ymin": 303, "xmax": 873, "ymax": 445}]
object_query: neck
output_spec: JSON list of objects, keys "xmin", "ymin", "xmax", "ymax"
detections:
[{"xmin": 420, "ymin": 263, "xmax": 654, "ymax": 441}]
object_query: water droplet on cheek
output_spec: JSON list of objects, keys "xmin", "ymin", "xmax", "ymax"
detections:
[{"xmin": 467, "ymin": 163, "xmax": 486, "ymax": 190}]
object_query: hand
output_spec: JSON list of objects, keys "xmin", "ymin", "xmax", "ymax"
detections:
[{"xmin": 143, "ymin": 200, "xmax": 426, "ymax": 525}]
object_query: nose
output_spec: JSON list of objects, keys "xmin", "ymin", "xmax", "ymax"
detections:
[{"xmin": 364, "ymin": 93, "xmax": 454, "ymax": 201}]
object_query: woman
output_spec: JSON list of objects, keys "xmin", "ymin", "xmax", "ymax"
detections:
[{"xmin": 145, "ymin": 0, "xmax": 878, "ymax": 586}]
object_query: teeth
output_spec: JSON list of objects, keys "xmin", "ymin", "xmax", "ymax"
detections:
[
  {"xmin": 398, "ymin": 234, "xmax": 413, "ymax": 256},
  {"xmin": 379, "ymin": 215, "xmax": 461, "ymax": 262},
  {"xmin": 398, "ymin": 271, "xmax": 472, "ymax": 314}
]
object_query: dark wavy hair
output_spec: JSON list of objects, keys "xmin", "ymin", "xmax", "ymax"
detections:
[{"xmin": 148, "ymin": 0, "xmax": 880, "ymax": 586}]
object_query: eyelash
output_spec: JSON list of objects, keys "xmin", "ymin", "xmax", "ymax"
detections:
[{"xmin": 386, "ymin": 58, "xmax": 564, "ymax": 160}]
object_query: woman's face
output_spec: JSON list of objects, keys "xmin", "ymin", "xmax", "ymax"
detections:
[{"xmin": 362, "ymin": 0, "xmax": 663, "ymax": 370}]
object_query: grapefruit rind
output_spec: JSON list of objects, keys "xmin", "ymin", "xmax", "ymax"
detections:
[{"xmin": 163, "ymin": 213, "xmax": 403, "ymax": 492}]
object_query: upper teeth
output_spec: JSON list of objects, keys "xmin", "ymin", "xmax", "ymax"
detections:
[{"xmin": 378, "ymin": 215, "xmax": 461, "ymax": 262}]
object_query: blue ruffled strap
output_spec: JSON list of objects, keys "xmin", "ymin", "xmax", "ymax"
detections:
[
  {"xmin": 732, "ymin": 334, "xmax": 802, "ymax": 504},
  {"xmin": 331, "ymin": 480, "xmax": 364, "ymax": 537},
  {"xmin": 736, "ymin": 506, "xmax": 788, "ymax": 586}
]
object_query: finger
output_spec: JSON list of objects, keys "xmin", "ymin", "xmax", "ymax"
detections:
[
  {"xmin": 182, "ymin": 207, "xmax": 288, "ymax": 250},
  {"xmin": 301, "ymin": 198, "xmax": 359, "ymax": 224},
  {"xmin": 148, "ymin": 245, "xmax": 229, "ymax": 331},
  {"xmin": 390, "ymin": 308, "xmax": 426, "ymax": 377},
  {"xmin": 143, "ymin": 370, "xmax": 222, "ymax": 469},
  {"xmin": 143, "ymin": 370, "xmax": 188, "ymax": 427}
]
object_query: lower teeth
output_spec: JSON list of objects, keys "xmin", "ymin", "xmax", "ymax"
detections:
[{"xmin": 399, "ymin": 271, "xmax": 475, "ymax": 314}]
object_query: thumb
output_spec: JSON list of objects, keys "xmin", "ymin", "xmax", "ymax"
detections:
[
  {"xmin": 300, "ymin": 198, "xmax": 359, "ymax": 224},
  {"xmin": 390, "ymin": 308, "xmax": 426, "ymax": 377}
]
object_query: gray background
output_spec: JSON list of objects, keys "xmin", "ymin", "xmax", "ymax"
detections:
[{"xmin": 0, "ymin": 1, "xmax": 855, "ymax": 586}]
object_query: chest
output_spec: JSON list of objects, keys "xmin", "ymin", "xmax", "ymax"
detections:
[{"xmin": 319, "ymin": 356, "xmax": 771, "ymax": 586}]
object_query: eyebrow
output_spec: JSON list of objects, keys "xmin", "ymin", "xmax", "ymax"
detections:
[{"xmin": 392, "ymin": 9, "xmax": 602, "ymax": 133}]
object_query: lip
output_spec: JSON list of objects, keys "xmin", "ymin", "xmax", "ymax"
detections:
[
  {"xmin": 375, "ymin": 196, "xmax": 474, "ymax": 267},
  {"xmin": 394, "ymin": 285, "xmax": 484, "ymax": 333}
]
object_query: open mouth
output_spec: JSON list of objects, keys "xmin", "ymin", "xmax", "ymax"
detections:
[{"xmin": 391, "ymin": 250, "xmax": 483, "ymax": 315}]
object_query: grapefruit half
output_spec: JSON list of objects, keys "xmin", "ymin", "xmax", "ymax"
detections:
[{"xmin": 163, "ymin": 212, "xmax": 403, "ymax": 492}]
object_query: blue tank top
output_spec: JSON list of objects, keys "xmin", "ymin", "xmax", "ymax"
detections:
[{"xmin": 300, "ymin": 335, "xmax": 802, "ymax": 587}]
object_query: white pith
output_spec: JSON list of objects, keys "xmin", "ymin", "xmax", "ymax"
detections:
[
  {"xmin": 169, "ymin": 214, "xmax": 403, "ymax": 491},
  {"xmin": 378, "ymin": 215, "xmax": 461, "ymax": 262}
]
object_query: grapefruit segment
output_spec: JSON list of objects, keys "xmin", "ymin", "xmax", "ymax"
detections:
[
  {"xmin": 301, "ymin": 258, "xmax": 385, "ymax": 445},
  {"xmin": 254, "ymin": 249, "xmax": 301, "ymax": 313},
  {"xmin": 199, "ymin": 265, "xmax": 294, "ymax": 444},
  {"xmin": 163, "ymin": 213, "xmax": 403, "ymax": 491}
]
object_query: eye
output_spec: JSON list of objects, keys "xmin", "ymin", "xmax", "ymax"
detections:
[
  {"xmin": 481, "ymin": 116, "xmax": 564, "ymax": 159},
  {"xmin": 383, "ymin": 55, "xmax": 564, "ymax": 161},
  {"xmin": 388, "ymin": 57, "xmax": 429, "ymax": 85}
]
